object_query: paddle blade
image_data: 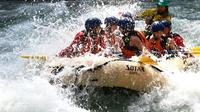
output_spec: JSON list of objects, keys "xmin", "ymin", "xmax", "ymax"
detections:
[
  {"xmin": 191, "ymin": 46, "xmax": 200, "ymax": 51},
  {"xmin": 188, "ymin": 46, "xmax": 200, "ymax": 56},
  {"xmin": 139, "ymin": 55, "xmax": 158, "ymax": 65},
  {"xmin": 19, "ymin": 55, "xmax": 48, "ymax": 61},
  {"xmin": 190, "ymin": 51, "xmax": 200, "ymax": 56}
]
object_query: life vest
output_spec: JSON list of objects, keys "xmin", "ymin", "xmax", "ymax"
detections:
[
  {"xmin": 137, "ymin": 31, "xmax": 147, "ymax": 47},
  {"xmin": 138, "ymin": 8, "xmax": 156, "ymax": 20},
  {"xmin": 172, "ymin": 33, "xmax": 185, "ymax": 48},
  {"xmin": 79, "ymin": 30, "xmax": 106, "ymax": 54},
  {"xmin": 59, "ymin": 30, "xmax": 106, "ymax": 57},
  {"xmin": 164, "ymin": 33, "xmax": 185, "ymax": 48},
  {"xmin": 153, "ymin": 15, "xmax": 171, "ymax": 21},
  {"xmin": 104, "ymin": 31, "xmax": 123, "ymax": 54},
  {"xmin": 148, "ymin": 36, "xmax": 165, "ymax": 53},
  {"xmin": 138, "ymin": 8, "xmax": 172, "ymax": 24},
  {"xmin": 105, "ymin": 32, "xmax": 116, "ymax": 47},
  {"xmin": 121, "ymin": 31, "xmax": 144, "ymax": 58}
]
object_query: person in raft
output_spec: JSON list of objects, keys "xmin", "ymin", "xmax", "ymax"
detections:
[
  {"xmin": 147, "ymin": 21, "xmax": 176, "ymax": 57},
  {"xmin": 161, "ymin": 20, "xmax": 185, "ymax": 49},
  {"xmin": 117, "ymin": 17, "xmax": 146, "ymax": 58},
  {"xmin": 136, "ymin": 0, "xmax": 172, "ymax": 38},
  {"xmin": 104, "ymin": 16, "xmax": 122, "ymax": 54},
  {"xmin": 58, "ymin": 17, "xmax": 106, "ymax": 57}
]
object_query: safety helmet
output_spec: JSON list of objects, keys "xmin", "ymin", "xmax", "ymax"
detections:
[
  {"xmin": 161, "ymin": 20, "xmax": 171, "ymax": 29},
  {"xmin": 157, "ymin": 0, "xmax": 169, "ymax": 7},
  {"xmin": 122, "ymin": 12, "xmax": 132, "ymax": 19},
  {"xmin": 151, "ymin": 21, "xmax": 164, "ymax": 32},
  {"xmin": 104, "ymin": 16, "xmax": 119, "ymax": 25},
  {"xmin": 118, "ymin": 17, "xmax": 135, "ymax": 31},
  {"xmin": 85, "ymin": 17, "xmax": 102, "ymax": 31}
]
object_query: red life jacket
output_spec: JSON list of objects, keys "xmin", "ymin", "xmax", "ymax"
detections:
[
  {"xmin": 58, "ymin": 30, "xmax": 106, "ymax": 57},
  {"xmin": 137, "ymin": 31, "xmax": 147, "ymax": 47},
  {"xmin": 104, "ymin": 31, "xmax": 123, "ymax": 49},
  {"xmin": 172, "ymin": 33, "xmax": 185, "ymax": 48},
  {"xmin": 147, "ymin": 37, "xmax": 165, "ymax": 53},
  {"xmin": 104, "ymin": 32, "xmax": 116, "ymax": 47}
]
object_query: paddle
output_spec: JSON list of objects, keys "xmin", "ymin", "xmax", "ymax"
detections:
[
  {"xmin": 190, "ymin": 46, "xmax": 200, "ymax": 56},
  {"xmin": 19, "ymin": 54, "xmax": 158, "ymax": 66},
  {"xmin": 138, "ymin": 46, "xmax": 200, "ymax": 65},
  {"xmin": 190, "ymin": 46, "xmax": 200, "ymax": 51},
  {"xmin": 139, "ymin": 55, "xmax": 158, "ymax": 65},
  {"xmin": 19, "ymin": 46, "xmax": 200, "ymax": 65},
  {"xmin": 19, "ymin": 55, "xmax": 48, "ymax": 61}
]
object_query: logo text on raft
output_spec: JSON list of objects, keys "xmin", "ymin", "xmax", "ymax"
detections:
[{"xmin": 126, "ymin": 65, "xmax": 145, "ymax": 72}]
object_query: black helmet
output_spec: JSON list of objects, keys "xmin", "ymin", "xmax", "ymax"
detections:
[
  {"xmin": 161, "ymin": 20, "xmax": 171, "ymax": 29},
  {"xmin": 85, "ymin": 17, "xmax": 102, "ymax": 31},
  {"xmin": 118, "ymin": 17, "xmax": 135, "ymax": 31},
  {"xmin": 121, "ymin": 12, "xmax": 132, "ymax": 19},
  {"xmin": 104, "ymin": 16, "xmax": 119, "ymax": 25},
  {"xmin": 151, "ymin": 21, "xmax": 165, "ymax": 32}
]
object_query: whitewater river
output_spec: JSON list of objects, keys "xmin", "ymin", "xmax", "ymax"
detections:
[{"xmin": 1, "ymin": 0, "xmax": 200, "ymax": 112}]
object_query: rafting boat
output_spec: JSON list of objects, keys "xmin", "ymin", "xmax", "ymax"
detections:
[
  {"xmin": 30, "ymin": 53, "xmax": 195, "ymax": 92},
  {"xmin": 45, "ymin": 56, "xmax": 170, "ymax": 91}
]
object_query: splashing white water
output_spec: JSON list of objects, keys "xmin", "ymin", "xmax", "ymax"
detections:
[
  {"xmin": 0, "ymin": 77, "xmax": 88, "ymax": 112},
  {"xmin": 1, "ymin": 1, "xmax": 200, "ymax": 112}
]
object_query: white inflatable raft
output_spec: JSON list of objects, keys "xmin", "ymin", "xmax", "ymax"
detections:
[{"xmin": 46, "ymin": 56, "xmax": 168, "ymax": 91}]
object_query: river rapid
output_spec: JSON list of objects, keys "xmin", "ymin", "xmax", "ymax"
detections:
[{"xmin": 1, "ymin": 0, "xmax": 200, "ymax": 112}]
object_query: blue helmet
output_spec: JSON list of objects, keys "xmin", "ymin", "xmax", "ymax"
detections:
[
  {"xmin": 85, "ymin": 17, "xmax": 102, "ymax": 31},
  {"xmin": 121, "ymin": 12, "xmax": 134, "ymax": 22},
  {"xmin": 121, "ymin": 12, "xmax": 132, "ymax": 19},
  {"xmin": 151, "ymin": 21, "xmax": 164, "ymax": 32},
  {"xmin": 118, "ymin": 17, "xmax": 135, "ymax": 31},
  {"xmin": 161, "ymin": 20, "xmax": 171, "ymax": 29},
  {"xmin": 104, "ymin": 16, "xmax": 119, "ymax": 25}
]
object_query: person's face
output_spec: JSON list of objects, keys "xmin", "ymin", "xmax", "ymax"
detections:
[
  {"xmin": 153, "ymin": 31, "xmax": 163, "ymax": 38},
  {"xmin": 89, "ymin": 25, "xmax": 101, "ymax": 37},
  {"xmin": 95, "ymin": 25, "xmax": 102, "ymax": 34},
  {"xmin": 158, "ymin": 6, "xmax": 167, "ymax": 12},
  {"xmin": 163, "ymin": 27, "xmax": 170, "ymax": 35},
  {"xmin": 145, "ymin": 17, "xmax": 153, "ymax": 25},
  {"xmin": 110, "ymin": 24, "xmax": 118, "ymax": 32},
  {"xmin": 119, "ymin": 27, "xmax": 126, "ymax": 34}
]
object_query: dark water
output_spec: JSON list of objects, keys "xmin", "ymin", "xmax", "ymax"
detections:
[{"xmin": 1, "ymin": 0, "xmax": 200, "ymax": 112}]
